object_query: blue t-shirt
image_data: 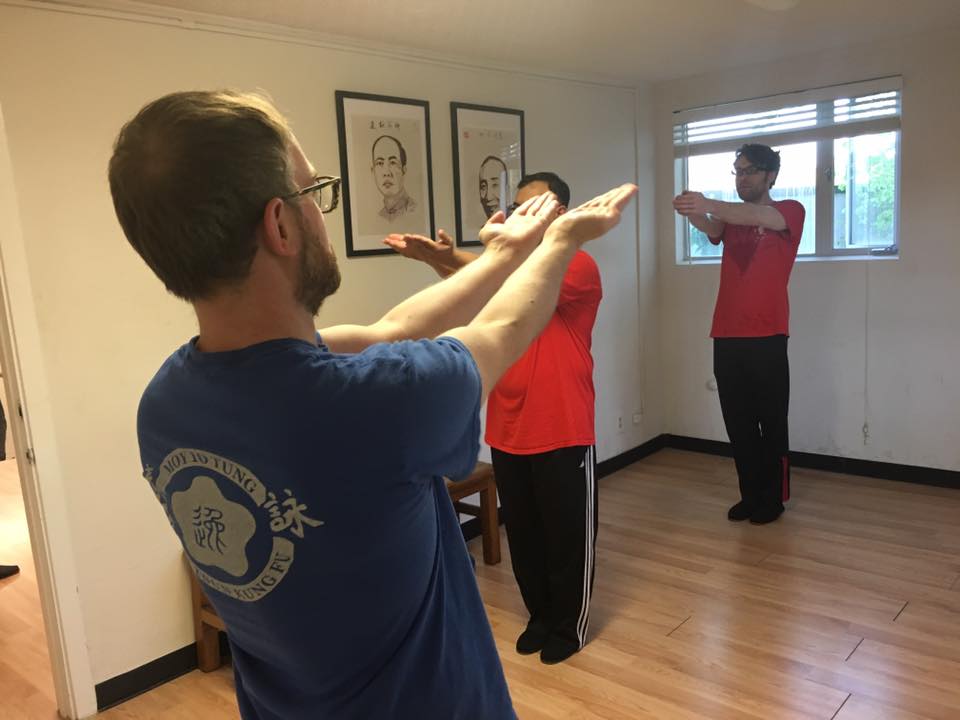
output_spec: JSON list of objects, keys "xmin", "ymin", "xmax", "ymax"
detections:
[{"xmin": 138, "ymin": 335, "xmax": 515, "ymax": 719}]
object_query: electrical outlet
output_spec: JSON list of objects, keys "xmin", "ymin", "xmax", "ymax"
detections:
[{"xmin": 617, "ymin": 416, "xmax": 623, "ymax": 430}]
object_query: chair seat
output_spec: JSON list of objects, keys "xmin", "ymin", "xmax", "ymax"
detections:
[{"xmin": 445, "ymin": 461, "xmax": 494, "ymax": 500}]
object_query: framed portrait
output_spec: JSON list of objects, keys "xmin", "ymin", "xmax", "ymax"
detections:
[
  {"xmin": 335, "ymin": 91, "xmax": 436, "ymax": 257},
  {"xmin": 450, "ymin": 103, "xmax": 525, "ymax": 248}
]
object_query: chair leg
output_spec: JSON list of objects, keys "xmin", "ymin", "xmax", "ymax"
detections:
[
  {"xmin": 189, "ymin": 570, "xmax": 222, "ymax": 671},
  {"xmin": 196, "ymin": 622, "xmax": 222, "ymax": 672},
  {"xmin": 479, "ymin": 483, "xmax": 501, "ymax": 565}
]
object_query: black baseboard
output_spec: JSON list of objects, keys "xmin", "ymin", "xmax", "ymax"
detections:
[
  {"xmin": 661, "ymin": 434, "xmax": 731, "ymax": 458},
  {"xmin": 95, "ymin": 634, "xmax": 230, "ymax": 711},
  {"xmin": 661, "ymin": 433, "xmax": 960, "ymax": 490},
  {"xmin": 789, "ymin": 449, "xmax": 960, "ymax": 489},
  {"xmin": 596, "ymin": 435, "xmax": 668, "ymax": 478},
  {"xmin": 95, "ymin": 644, "xmax": 195, "ymax": 711}
]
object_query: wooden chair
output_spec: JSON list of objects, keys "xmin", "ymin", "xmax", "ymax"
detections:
[
  {"xmin": 445, "ymin": 461, "xmax": 501, "ymax": 566},
  {"xmin": 189, "ymin": 462, "xmax": 501, "ymax": 671}
]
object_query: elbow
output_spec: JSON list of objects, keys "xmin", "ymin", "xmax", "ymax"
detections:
[{"xmin": 370, "ymin": 319, "xmax": 406, "ymax": 345}]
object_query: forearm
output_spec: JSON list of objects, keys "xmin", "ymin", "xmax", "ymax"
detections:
[
  {"xmin": 703, "ymin": 200, "xmax": 786, "ymax": 230},
  {"xmin": 430, "ymin": 249, "xmax": 478, "ymax": 278},
  {"xmin": 444, "ymin": 235, "xmax": 577, "ymax": 399},
  {"xmin": 376, "ymin": 244, "xmax": 527, "ymax": 340},
  {"xmin": 686, "ymin": 212, "xmax": 725, "ymax": 239}
]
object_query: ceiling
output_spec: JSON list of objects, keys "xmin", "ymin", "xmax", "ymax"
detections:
[{"xmin": 69, "ymin": 0, "xmax": 960, "ymax": 85}]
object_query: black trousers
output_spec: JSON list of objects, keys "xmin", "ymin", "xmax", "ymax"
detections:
[
  {"xmin": 713, "ymin": 336, "xmax": 791, "ymax": 511},
  {"xmin": 491, "ymin": 445, "xmax": 597, "ymax": 650}
]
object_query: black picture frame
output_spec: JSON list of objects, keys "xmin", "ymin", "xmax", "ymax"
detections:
[
  {"xmin": 335, "ymin": 90, "xmax": 436, "ymax": 257},
  {"xmin": 450, "ymin": 102, "xmax": 525, "ymax": 248}
]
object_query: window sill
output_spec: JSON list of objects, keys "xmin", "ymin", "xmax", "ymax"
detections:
[
  {"xmin": 677, "ymin": 252, "xmax": 899, "ymax": 266},
  {"xmin": 796, "ymin": 253, "xmax": 899, "ymax": 263}
]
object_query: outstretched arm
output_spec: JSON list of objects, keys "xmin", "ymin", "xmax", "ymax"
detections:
[
  {"xmin": 320, "ymin": 195, "xmax": 559, "ymax": 353},
  {"xmin": 383, "ymin": 229, "xmax": 478, "ymax": 278},
  {"xmin": 673, "ymin": 190, "xmax": 786, "ymax": 231},
  {"xmin": 444, "ymin": 184, "xmax": 638, "ymax": 401}
]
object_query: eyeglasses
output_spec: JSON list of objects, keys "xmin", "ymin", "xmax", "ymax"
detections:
[
  {"xmin": 283, "ymin": 176, "xmax": 341, "ymax": 213},
  {"xmin": 731, "ymin": 165, "xmax": 766, "ymax": 177}
]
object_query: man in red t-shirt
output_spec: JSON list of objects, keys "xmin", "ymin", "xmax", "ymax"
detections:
[
  {"xmin": 386, "ymin": 172, "xmax": 601, "ymax": 665},
  {"xmin": 673, "ymin": 144, "xmax": 806, "ymax": 525}
]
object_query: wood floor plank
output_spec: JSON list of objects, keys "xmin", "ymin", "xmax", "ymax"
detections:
[{"xmin": 832, "ymin": 694, "xmax": 941, "ymax": 720}]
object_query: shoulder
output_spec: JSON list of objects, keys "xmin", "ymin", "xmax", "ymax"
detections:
[
  {"xmin": 357, "ymin": 339, "xmax": 482, "ymax": 430},
  {"xmin": 572, "ymin": 250, "xmax": 599, "ymax": 271},
  {"xmin": 568, "ymin": 250, "xmax": 600, "ymax": 281},
  {"xmin": 770, "ymin": 200, "xmax": 806, "ymax": 240},
  {"xmin": 342, "ymin": 338, "xmax": 478, "ymax": 385},
  {"xmin": 772, "ymin": 199, "xmax": 805, "ymax": 218},
  {"xmin": 559, "ymin": 251, "xmax": 602, "ymax": 304},
  {"xmin": 137, "ymin": 341, "xmax": 200, "ymax": 431},
  {"xmin": 140, "ymin": 342, "xmax": 192, "ymax": 397}
]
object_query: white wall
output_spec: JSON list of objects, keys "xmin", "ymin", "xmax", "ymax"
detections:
[
  {"xmin": 654, "ymin": 26, "xmax": 960, "ymax": 471},
  {"xmin": 0, "ymin": 2, "xmax": 656, "ymax": 691}
]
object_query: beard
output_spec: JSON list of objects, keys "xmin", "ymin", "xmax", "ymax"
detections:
[
  {"xmin": 737, "ymin": 185, "xmax": 764, "ymax": 203},
  {"xmin": 294, "ymin": 212, "xmax": 341, "ymax": 316}
]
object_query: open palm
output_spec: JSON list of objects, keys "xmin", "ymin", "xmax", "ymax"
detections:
[
  {"xmin": 383, "ymin": 229, "xmax": 455, "ymax": 263},
  {"xmin": 546, "ymin": 184, "xmax": 638, "ymax": 246}
]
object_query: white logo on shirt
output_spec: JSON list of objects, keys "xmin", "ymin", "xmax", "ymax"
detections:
[{"xmin": 147, "ymin": 448, "xmax": 323, "ymax": 603}]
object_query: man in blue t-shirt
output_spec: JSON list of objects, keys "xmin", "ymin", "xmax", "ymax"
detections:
[{"xmin": 109, "ymin": 89, "xmax": 636, "ymax": 719}]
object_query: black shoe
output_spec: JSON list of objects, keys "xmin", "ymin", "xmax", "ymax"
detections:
[
  {"xmin": 540, "ymin": 636, "xmax": 580, "ymax": 665},
  {"xmin": 750, "ymin": 505, "xmax": 784, "ymax": 525},
  {"xmin": 727, "ymin": 501, "xmax": 754, "ymax": 521},
  {"xmin": 0, "ymin": 565, "xmax": 20, "ymax": 579},
  {"xmin": 516, "ymin": 624, "xmax": 549, "ymax": 655}
]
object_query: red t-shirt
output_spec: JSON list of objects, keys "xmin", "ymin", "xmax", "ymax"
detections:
[
  {"xmin": 485, "ymin": 251, "xmax": 602, "ymax": 455},
  {"xmin": 710, "ymin": 199, "xmax": 806, "ymax": 338}
]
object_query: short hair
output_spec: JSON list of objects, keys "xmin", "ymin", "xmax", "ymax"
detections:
[
  {"xmin": 518, "ymin": 172, "xmax": 571, "ymax": 208},
  {"xmin": 479, "ymin": 155, "xmax": 507, "ymax": 175},
  {"xmin": 371, "ymin": 135, "xmax": 407, "ymax": 169},
  {"xmin": 108, "ymin": 90, "xmax": 297, "ymax": 300},
  {"xmin": 736, "ymin": 143, "xmax": 781, "ymax": 174}
]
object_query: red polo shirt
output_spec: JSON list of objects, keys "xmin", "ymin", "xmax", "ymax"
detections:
[{"xmin": 710, "ymin": 199, "xmax": 806, "ymax": 338}]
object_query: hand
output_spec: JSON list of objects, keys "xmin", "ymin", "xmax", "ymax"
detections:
[
  {"xmin": 672, "ymin": 190, "xmax": 712, "ymax": 216},
  {"xmin": 477, "ymin": 191, "xmax": 560, "ymax": 254},
  {"xmin": 544, "ymin": 183, "xmax": 638, "ymax": 247},
  {"xmin": 383, "ymin": 229, "xmax": 455, "ymax": 267}
]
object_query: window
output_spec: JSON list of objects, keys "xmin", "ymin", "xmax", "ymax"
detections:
[{"xmin": 673, "ymin": 78, "xmax": 901, "ymax": 262}]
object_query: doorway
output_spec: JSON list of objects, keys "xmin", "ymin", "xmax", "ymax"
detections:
[
  {"xmin": 0, "ymin": 102, "xmax": 96, "ymax": 718},
  {"xmin": 0, "ymin": 368, "xmax": 59, "ymax": 716}
]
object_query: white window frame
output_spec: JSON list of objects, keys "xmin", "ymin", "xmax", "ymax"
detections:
[{"xmin": 673, "ymin": 77, "xmax": 902, "ymax": 263}]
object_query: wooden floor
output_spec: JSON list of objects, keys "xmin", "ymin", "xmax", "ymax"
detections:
[
  {"xmin": 4, "ymin": 449, "xmax": 960, "ymax": 719},
  {"xmin": 0, "ymin": 457, "xmax": 59, "ymax": 720}
]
